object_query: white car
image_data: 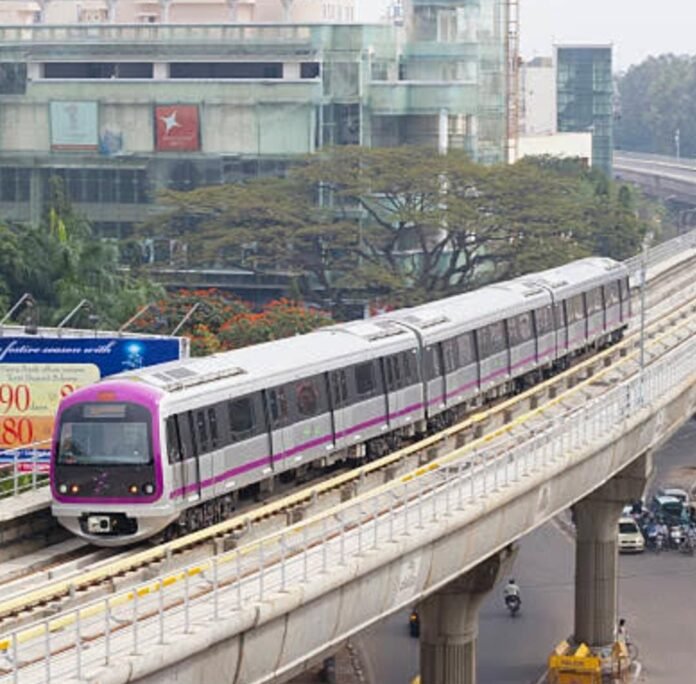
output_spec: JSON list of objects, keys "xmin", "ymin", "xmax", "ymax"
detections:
[{"xmin": 618, "ymin": 517, "xmax": 645, "ymax": 553}]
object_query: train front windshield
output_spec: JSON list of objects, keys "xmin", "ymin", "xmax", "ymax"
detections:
[{"xmin": 57, "ymin": 402, "xmax": 152, "ymax": 467}]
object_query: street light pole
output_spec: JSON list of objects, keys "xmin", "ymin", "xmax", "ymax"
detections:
[
  {"xmin": 675, "ymin": 128, "xmax": 681, "ymax": 160},
  {"xmin": 639, "ymin": 240, "xmax": 648, "ymax": 403}
]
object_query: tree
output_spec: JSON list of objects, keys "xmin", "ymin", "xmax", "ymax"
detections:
[
  {"xmin": 0, "ymin": 178, "xmax": 160, "ymax": 328},
  {"xmin": 616, "ymin": 55, "xmax": 696, "ymax": 156},
  {"xmin": 144, "ymin": 147, "xmax": 649, "ymax": 314},
  {"xmin": 130, "ymin": 290, "xmax": 333, "ymax": 355}
]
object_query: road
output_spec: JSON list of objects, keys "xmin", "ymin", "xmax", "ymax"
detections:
[{"xmin": 356, "ymin": 418, "xmax": 696, "ymax": 684}]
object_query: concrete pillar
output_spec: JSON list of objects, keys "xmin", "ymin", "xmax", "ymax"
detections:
[
  {"xmin": 438, "ymin": 108, "xmax": 449, "ymax": 155},
  {"xmin": 573, "ymin": 452, "xmax": 651, "ymax": 647},
  {"xmin": 153, "ymin": 62, "xmax": 168, "ymax": 80},
  {"xmin": 419, "ymin": 546, "xmax": 516, "ymax": 684},
  {"xmin": 284, "ymin": 62, "xmax": 300, "ymax": 80}
]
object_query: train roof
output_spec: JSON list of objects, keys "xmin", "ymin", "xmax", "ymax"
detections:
[
  {"xmin": 116, "ymin": 318, "xmax": 417, "ymax": 401},
  {"xmin": 519, "ymin": 257, "xmax": 627, "ymax": 297},
  {"xmin": 386, "ymin": 280, "xmax": 550, "ymax": 342}
]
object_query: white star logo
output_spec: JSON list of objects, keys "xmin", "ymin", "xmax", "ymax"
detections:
[{"xmin": 160, "ymin": 110, "xmax": 181, "ymax": 135}]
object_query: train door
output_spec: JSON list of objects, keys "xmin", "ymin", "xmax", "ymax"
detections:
[
  {"xmin": 175, "ymin": 412, "xmax": 201, "ymax": 503},
  {"xmin": 192, "ymin": 407, "xmax": 217, "ymax": 499},
  {"xmin": 329, "ymin": 369, "xmax": 350, "ymax": 450},
  {"xmin": 424, "ymin": 344, "xmax": 446, "ymax": 416},
  {"xmin": 265, "ymin": 386, "xmax": 288, "ymax": 474}
]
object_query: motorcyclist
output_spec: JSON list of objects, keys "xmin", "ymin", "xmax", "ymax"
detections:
[{"xmin": 503, "ymin": 579, "xmax": 521, "ymax": 604}]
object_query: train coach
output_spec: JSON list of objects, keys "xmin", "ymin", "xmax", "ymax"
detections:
[{"xmin": 50, "ymin": 257, "xmax": 630, "ymax": 546}]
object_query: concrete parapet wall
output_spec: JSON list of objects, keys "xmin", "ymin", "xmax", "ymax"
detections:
[{"xmin": 76, "ymin": 368, "xmax": 696, "ymax": 684}]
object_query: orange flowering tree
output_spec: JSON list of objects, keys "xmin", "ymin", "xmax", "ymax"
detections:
[
  {"xmin": 131, "ymin": 290, "xmax": 333, "ymax": 356},
  {"xmin": 218, "ymin": 298, "xmax": 333, "ymax": 350}
]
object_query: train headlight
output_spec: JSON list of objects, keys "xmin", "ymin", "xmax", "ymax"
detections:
[
  {"xmin": 142, "ymin": 483, "xmax": 155, "ymax": 495},
  {"xmin": 58, "ymin": 484, "xmax": 68, "ymax": 494},
  {"xmin": 70, "ymin": 484, "xmax": 80, "ymax": 494},
  {"xmin": 128, "ymin": 484, "xmax": 139, "ymax": 495}
]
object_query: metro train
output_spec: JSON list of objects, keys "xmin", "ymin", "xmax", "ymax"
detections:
[{"xmin": 51, "ymin": 257, "xmax": 631, "ymax": 546}]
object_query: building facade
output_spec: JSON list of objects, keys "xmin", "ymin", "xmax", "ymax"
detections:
[
  {"xmin": 519, "ymin": 56, "xmax": 554, "ymax": 136},
  {"xmin": 555, "ymin": 44, "xmax": 613, "ymax": 177},
  {"xmin": 0, "ymin": 0, "xmax": 510, "ymax": 243}
]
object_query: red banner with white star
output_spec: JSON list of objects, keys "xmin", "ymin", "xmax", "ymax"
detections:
[{"xmin": 155, "ymin": 104, "xmax": 200, "ymax": 151}]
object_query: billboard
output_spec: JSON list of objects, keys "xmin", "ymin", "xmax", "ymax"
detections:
[
  {"xmin": 155, "ymin": 104, "xmax": 200, "ymax": 151},
  {"xmin": 50, "ymin": 101, "xmax": 99, "ymax": 151},
  {"xmin": 0, "ymin": 336, "xmax": 184, "ymax": 458}
]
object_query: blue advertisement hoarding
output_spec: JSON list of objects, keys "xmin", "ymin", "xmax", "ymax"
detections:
[{"xmin": 0, "ymin": 335, "xmax": 184, "ymax": 463}]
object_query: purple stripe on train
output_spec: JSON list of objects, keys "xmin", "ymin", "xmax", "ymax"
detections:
[{"xmin": 169, "ymin": 401, "xmax": 424, "ymax": 499}]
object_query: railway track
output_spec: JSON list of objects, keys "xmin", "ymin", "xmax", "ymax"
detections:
[{"xmin": 0, "ymin": 253, "xmax": 694, "ymax": 640}]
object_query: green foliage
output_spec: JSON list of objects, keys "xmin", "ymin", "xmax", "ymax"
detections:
[
  {"xmin": 616, "ymin": 54, "xmax": 696, "ymax": 156},
  {"xmin": 0, "ymin": 177, "xmax": 160, "ymax": 328},
  {"xmin": 144, "ymin": 147, "xmax": 649, "ymax": 314}
]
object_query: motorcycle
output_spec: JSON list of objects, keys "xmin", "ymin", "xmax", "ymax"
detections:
[
  {"xmin": 505, "ymin": 594, "xmax": 521, "ymax": 617},
  {"xmin": 670, "ymin": 525, "xmax": 685, "ymax": 550},
  {"xmin": 654, "ymin": 531, "xmax": 665, "ymax": 553},
  {"xmin": 680, "ymin": 530, "xmax": 696, "ymax": 555}
]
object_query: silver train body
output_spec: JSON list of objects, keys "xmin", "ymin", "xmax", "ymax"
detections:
[{"xmin": 50, "ymin": 257, "xmax": 630, "ymax": 545}]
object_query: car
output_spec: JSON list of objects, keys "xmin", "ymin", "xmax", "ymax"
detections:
[
  {"xmin": 618, "ymin": 517, "xmax": 645, "ymax": 553},
  {"xmin": 650, "ymin": 495, "xmax": 685, "ymax": 525}
]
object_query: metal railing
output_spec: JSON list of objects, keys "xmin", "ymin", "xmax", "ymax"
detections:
[
  {"xmin": 1, "ymin": 310, "xmax": 695, "ymax": 682},
  {"xmin": 625, "ymin": 227, "xmax": 696, "ymax": 279},
  {"xmin": 0, "ymin": 441, "xmax": 50, "ymax": 500}
]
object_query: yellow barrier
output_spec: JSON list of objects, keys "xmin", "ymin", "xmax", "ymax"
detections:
[{"xmin": 548, "ymin": 641, "xmax": 602, "ymax": 684}]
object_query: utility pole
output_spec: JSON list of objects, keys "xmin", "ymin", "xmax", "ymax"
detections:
[{"xmin": 639, "ymin": 240, "xmax": 648, "ymax": 403}]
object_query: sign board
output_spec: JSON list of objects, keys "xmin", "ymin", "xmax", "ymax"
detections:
[
  {"xmin": 0, "ymin": 335, "xmax": 184, "ymax": 459},
  {"xmin": 50, "ymin": 101, "xmax": 99, "ymax": 151},
  {"xmin": 155, "ymin": 104, "xmax": 200, "ymax": 151}
]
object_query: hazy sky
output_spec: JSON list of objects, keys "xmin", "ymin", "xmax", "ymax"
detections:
[{"xmin": 520, "ymin": 0, "xmax": 693, "ymax": 70}]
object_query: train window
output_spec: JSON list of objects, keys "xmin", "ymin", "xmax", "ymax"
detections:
[
  {"xmin": 457, "ymin": 333, "xmax": 475, "ymax": 366},
  {"xmin": 402, "ymin": 351, "xmax": 417, "ymax": 382},
  {"xmin": 535, "ymin": 306, "xmax": 554, "ymax": 335},
  {"xmin": 619, "ymin": 278, "xmax": 629, "ymax": 302},
  {"xmin": 195, "ymin": 410, "xmax": 209, "ymax": 453},
  {"xmin": 586, "ymin": 288, "xmax": 603, "ymax": 315},
  {"xmin": 567, "ymin": 295, "xmax": 586, "ymax": 323},
  {"xmin": 442, "ymin": 339, "xmax": 459, "ymax": 373},
  {"xmin": 424, "ymin": 346, "xmax": 442, "ymax": 380},
  {"xmin": 166, "ymin": 416, "xmax": 183, "ymax": 463},
  {"xmin": 268, "ymin": 388, "xmax": 289, "ymax": 426},
  {"xmin": 228, "ymin": 397, "xmax": 255, "ymax": 440},
  {"xmin": 508, "ymin": 312, "xmax": 533, "ymax": 346},
  {"xmin": 477, "ymin": 321, "xmax": 506, "ymax": 358},
  {"xmin": 385, "ymin": 355, "xmax": 403, "ymax": 391},
  {"xmin": 604, "ymin": 281, "xmax": 620, "ymax": 307},
  {"xmin": 330, "ymin": 370, "xmax": 349, "ymax": 407},
  {"xmin": 296, "ymin": 379, "xmax": 319, "ymax": 417},
  {"xmin": 207, "ymin": 408, "xmax": 219, "ymax": 448},
  {"xmin": 355, "ymin": 362, "xmax": 376, "ymax": 396},
  {"xmin": 554, "ymin": 302, "xmax": 566, "ymax": 329}
]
